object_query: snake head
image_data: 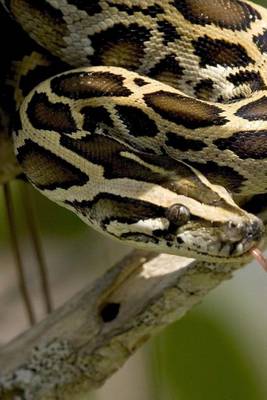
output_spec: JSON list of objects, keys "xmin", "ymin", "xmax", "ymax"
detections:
[
  {"xmin": 162, "ymin": 205, "xmax": 264, "ymax": 262},
  {"xmin": 60, "ymin": 155, "xmax": 264, "ymax": 264},
  {"xmin": 83, "ymin": 195, "xmax": 264, "ymax": 264},
  {"xmin": 15, "ymin": 141, "xmax": 264, "ymax": 263}
]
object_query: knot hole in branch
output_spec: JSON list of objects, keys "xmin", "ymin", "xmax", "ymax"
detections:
[{"xmin": 100, "ymin": 302, "xmax": 121, "ymax": 322}]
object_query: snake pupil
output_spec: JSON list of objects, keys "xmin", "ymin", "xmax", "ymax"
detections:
[{"xmin": 165, "ymin": 204, "xmax": 190, "ymax": 226}]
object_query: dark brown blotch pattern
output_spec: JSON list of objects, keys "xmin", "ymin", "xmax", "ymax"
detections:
[
  {"xmin": 26, "ymin": 92, "xmax": 77, "ymax": 133},
  {"xmin": 253, "ymin": 29, "xmax": 267, "ymax": 53},
  {"xmin": 67, "ymin": 0, "xmax": 102, "ymax": 15},
  {"xmin": 227, "ymin": 71, "xmax": 266, "ymax": 94},
  {"xmin": 157, "ymin": 20, "xmax": 181, "ymax": 45},
  {"xmin": 188, "ymin": 160, "xmax": 246, "ymax": 193},
  {"xmin": 214, "ymin": 131, "xmax": 267, "ymax": 159},
  {"xmin": 166, "ymin": 132, "xmax": 207, "ymax": 151},
  {"xmin": 16, "ymin": 139, "xmax": 89, "ymax": 190},
  {"xmin": 12, "ymin": 0, "xmax": 64, "ymax": 21},
  {"xmin": 149, "ymin": 55, "xmax": 184, "ymax": 89},
  {"xmin": 51, "ymin": 71, "xmax": 132, "ymax": 99},
  {"xmin": 11, "ymin": 0, "xmax": 67, "ymax": 52},
  {"xmin": 193, "ymin": 36, "xmax": 254, "ymax": 68},
  {"xmin": 60, "ymin": 134, "xmax": 163, "ymax": 182},
  {"xmin": 194, "ymin": 79, "xmax": 214, "ymax": 100},
  {"xmin": 89, "ymin": 23, "xmax": 151, "ymax": 69},
  {"xmin": 172, "ymin": 0, "xmax": 261, "ymax": 31},
  {"xmin": 81, "ymin": 105, "xmax": 114, "ymax": 132},
  {"xmin": 235, "ymin": 96, "xmax": 267, "ymax": 121},
  {"xmin": 144, "ymin": 90, "xmax": 227, "ymax": 128},
  {"xmin": 134, "ymin": 77, "xmax": 150, "ymax": 87},
  {"xmin": 108, "ymin": 3, "xmax": 164, "ymax": 16},
  {"xmin": 243, "ymin": 193, "xmax": 267, "ymax": 215},
  {"xmin": 115, "ymin": 105, "xmax": 159, "ymax": 137},
  {"xmin": 66, "ymin": 193, "xmax": 165, "ymax": 231}
]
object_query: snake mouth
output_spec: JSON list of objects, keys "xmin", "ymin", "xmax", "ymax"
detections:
[
  {"xmin": 174, "ymin": 217, "xmax": 265, "ymax": 262},
  {"xmin": 209, "ymin": 217, "xmax": 265, "ymax": 259},
  {"xmin": 227, "ymin": 219, "xmax": 265, "ymax": 257},
  {"xmin": 172, "ymin": 242, "xmax": 262, "ymax": 264},
  {"xmin": 221, "ymin": 239, "xmax": 267, "ymax": 268}
]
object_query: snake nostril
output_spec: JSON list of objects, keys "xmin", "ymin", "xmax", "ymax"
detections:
[
  {"xmin": 249, "ymin": 220, "xmax": 264, "ymax": 242},
  {"xmin": 226, "ymin": 219, "xmax": 264, "ymax": 244},
  {"xmin": 236, "ymin": 220, "xmax": 264, "ymax": 244}
]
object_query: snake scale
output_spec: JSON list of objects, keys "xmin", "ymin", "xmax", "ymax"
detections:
[{"xmin": 0, "ymin": 0, "xmax": 267, "ymax": 265}]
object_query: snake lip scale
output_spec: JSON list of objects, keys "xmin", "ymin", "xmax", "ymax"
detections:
[{"xmin": 1, "ymin": 0, "xmax": 267, "ymax": 266}]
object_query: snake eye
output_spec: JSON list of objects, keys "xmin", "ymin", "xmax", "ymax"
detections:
[{"xmin": 165, "ymin": 204, "xmax": 190, "ymax": 226}]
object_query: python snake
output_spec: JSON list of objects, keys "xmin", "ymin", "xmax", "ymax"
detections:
[{"xmin": 0, "ymin": 0, "xmax": 267, "ymax": 265}]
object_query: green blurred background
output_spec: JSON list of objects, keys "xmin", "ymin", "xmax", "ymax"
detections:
[{"xmin": 1, "ymin": 1, "xmax": 267, "ymax": 399}]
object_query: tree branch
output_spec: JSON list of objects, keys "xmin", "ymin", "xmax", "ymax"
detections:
[{"xmin": 0, "ymin": 250, "xmax": 242, "ymax": 400}]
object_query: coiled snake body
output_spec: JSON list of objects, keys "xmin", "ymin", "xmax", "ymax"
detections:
[{"xmin": 1, "ymin": 0, "xmax": 267, "ymax": 264}]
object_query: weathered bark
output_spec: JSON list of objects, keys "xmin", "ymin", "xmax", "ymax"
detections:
[{"xmin": 0, "ymin": 249, "xmax": 241, "ymax": 400}]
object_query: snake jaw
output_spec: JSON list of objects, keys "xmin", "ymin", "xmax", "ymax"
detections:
[
  {"xmin": 235, "ymin": 220, "xmax": 265, "ymax": 258},
  {"xmin": 219, "ymin": 218, "xmax": 265, "ymax": 255},
  {"xmin": 98, "ymin": 207, "xmax": 264, "ymax": 263},
  {"xmin": 171, "ymin": 213, "xmax": 265, "ymax": 262}
]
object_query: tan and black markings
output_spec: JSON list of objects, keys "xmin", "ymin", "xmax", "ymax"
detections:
[
  {"xmin": 115, "ymin": 105, "xmax": 159, "ymax": 137},
  {"xmin": 149, "ymin": 55, "xmax": 184, "ymax": 90},
  {"xmin": 66, "ymin": 0, "xmax": 102, "ymax": 15},
  {"xmin": 60, "ymin": 134, "xmax": 163, "ymax": 181},
  {"xmin": 63, "ymin": 191, "xmax": 263, "ymax": 260},
  {"xmin": 89, "ymin": 23, "xmax": 152, "ymax": 70},
  {"xmin": 144, "ymin": 91, "xmax": 228, "ymax": 128},
  {"xmin": 253, "ymin": 29, "xmax": 267, "ymax": 53},
  {"xmin": 226, "ymin": 71, "xmax": 267, "ymax": 96},
  {"xmin": 17, "ymin": 139, "xmax": 89, "ymax": 190},
  {"xmin": 50, "ymin": 71, "xmax": 132, "ymax": 99},
  {"xmin": 14, "ymin": 63, "xmax": 266, "ymax": 261},
  {"xmin": 106, "ymin": 2, "xmax": 165, "ymax": 16},
  {"xmin": 133, "ymin": 77, "xmax": 150, "ymax": 87},
  {"xmin": 26, "ymin": 92, "xmax": 77, "ymax": 133},
  {"xmin": 157, "ymin": 20, "xmax": 181, "ymax": 45},
  {"xmin": 166, "ymin": 132, "xmax": 207, "ymax": 151},
  {"xmin": 235, "ymin": 96, "xmax": 267, "ymax": 120},
  {"xmin": 194, "ymin": 79, "xmax": 215, "ymax": 101},
  {"xmin": 186, "ymin": 161, "xmax": 246, "ymax": 194},
  {"xmin": 5, "ymin": 0, "xmax": 267, "ymax": 100},
  {"xmin": 7, "ymin": 0, "xmax": 67, "ymax": 54},
  {"xmin": 193, "ymin": 36, "xmax": 255, "ymax": 68},
  {"xmin": 2, "ymin": 0, "xmax": 267, "ymax": 263},
  {"xmin": 214, "ymin": 130, "xmax": 267, "ymax": 159},
  {"xmin": 172, "ymin": 0, "xmax": 261, "ymax": 30},
  {"xmin": 16, "ymin": 63, "xmax": 267, "ymax": 217},
  {"xmin": 81, "ymin": 106, "xmax": 114, "ymax": 133}
]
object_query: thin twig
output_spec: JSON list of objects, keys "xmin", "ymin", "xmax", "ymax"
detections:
[
  {"xmin": 21, "ymin": 184, "xmax": 53, "ymax": 314},
  {"xmin": 3, "ymin": 183, "xmax": 36, "ymax": 325}
]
